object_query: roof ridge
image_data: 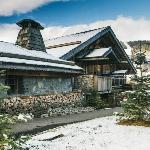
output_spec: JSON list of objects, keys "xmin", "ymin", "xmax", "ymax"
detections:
[{"xmin": 45, "ymin": 26, "xmax": 109, "ymax": 41}]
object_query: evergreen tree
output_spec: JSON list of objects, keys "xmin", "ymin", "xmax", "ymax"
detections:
[
  {"xmin": 119, "ymin": 41, "xmax": 150, "ymax": 121},
  {"xmin": 85, "ymin": 90, "xmax": 104, "ymax": 109}
]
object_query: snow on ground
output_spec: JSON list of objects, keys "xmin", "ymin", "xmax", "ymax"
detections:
[{"xmin": 26, "ymin": 116, "xmax": 150, "ymax": 150}]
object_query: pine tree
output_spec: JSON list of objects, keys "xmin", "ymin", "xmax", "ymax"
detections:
[
  {"xmin": 84, "ymin": 90, "xmax": 105, "ymax": 109},
  {"xmin": 119, "ymin": 41, "xmax": 150, "ymax": 121}
]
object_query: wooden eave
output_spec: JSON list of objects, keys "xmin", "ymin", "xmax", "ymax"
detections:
[
  {"xmin": 79, "ymin": 57, "xmax": 109, "ymax": 61},
  {"xmin": 6, "ymin": 70, "xmax": 80, "ymax": 77},
  {"xmin": 47, "ymin": 41, "xmax": 81, "ymax": 49},
  {"xmin": 107, "ymin": 29, "xmax": 136, "ymax": 74},
  {"xmin": 0, "ymin": 61, "xmax": 83, "ymax": 75}
]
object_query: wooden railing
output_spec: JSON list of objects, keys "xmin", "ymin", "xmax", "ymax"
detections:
[{"xmin": 97, "ymin": 76, "xmax": 112, "ymax": 92}]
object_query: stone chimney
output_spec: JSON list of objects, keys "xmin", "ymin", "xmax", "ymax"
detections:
[{"xmin": 16, "ymin": 19, "xmax": 46, "ymax": 52}]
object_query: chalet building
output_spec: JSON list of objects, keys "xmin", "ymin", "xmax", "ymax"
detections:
[
  {"xmin": 0, "ymin": 19, "xmax": 83, "ymax": 96},
  {"xmin": 46, "ymin": 27, "xmax": 136, "ymax": 93}
]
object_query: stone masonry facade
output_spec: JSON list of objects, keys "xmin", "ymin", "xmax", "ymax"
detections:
[
  {"xmin": 23, "ymin": 77, "xmax": 72, "ymax": 95},
  {"xmin": 74, "ymin": 75, "xmax": 96, "ymax": 92}
]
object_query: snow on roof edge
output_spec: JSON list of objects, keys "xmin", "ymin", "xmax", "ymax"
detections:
[
  {"xmin": 0, "ymin": 41, "xmax": 76, "ymax": 66},
  {"xmin": 0, "ymin": 57, "xmax": 83, "ymax": 71}
]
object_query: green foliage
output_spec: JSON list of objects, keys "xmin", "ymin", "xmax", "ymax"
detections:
[
  {"xmin": 118, "ymin": 48, "xmax": 150, "ymax": 121},
  {"xmin": 111, "ymin": 88, "xmax": 122, "ymax": 107},
  {"xmin": 121, "ymin": 85, "xmax": 150, "ymax": 120},
  {"xmin": 134, "ymin": 52, "xmax": 147, "ymax": 65},
  {"xmin": 85, "ymin": 90, "xmax": 104, "ymax": 109},
  {"xmin": 0, "ymin": 71, "xmax": 9, "ymax": 102},
  {"xmin": 0, "ymin": 71, "xmax": 29, "ymax": 149},
  {"xmin": 0, "ymin": 114, "xmax": 30, "ymax": 150}
]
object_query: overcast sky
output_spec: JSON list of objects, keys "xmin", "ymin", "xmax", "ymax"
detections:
[{"xmin": 0, "ymin": 0, "xmax": 150, "ymax": 43}]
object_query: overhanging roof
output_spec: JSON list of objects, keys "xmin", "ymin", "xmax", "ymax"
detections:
[
  {"xmin": 112, "ymin": 70, "xmax": 128, "ymax": 75},
  {"xmin": 86, "ymin": 47, "xmax": 111, "ymax": 58},
  {"xmin": 0, "ymin": 41, "xmax": 83, "ymax": 74},
  {"xmin": 79, "ymin": 47, "xmax": 120, "ymax": 63},
  {"xmin": 0, "ymin": 57, "xmax": 82, "ymax": 74}
]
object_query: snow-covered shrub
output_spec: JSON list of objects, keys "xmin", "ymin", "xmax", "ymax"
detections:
[
  {"xmin": 0, "ymin": 114, "xmax": 30, "ymax": 150},
  {"xmin": 18, "ymin": 113, "xmax": 33, "ymax": 122},
  {"xmin": 120, "ymin": 88, "xmax": 150, "ymax": 121}
]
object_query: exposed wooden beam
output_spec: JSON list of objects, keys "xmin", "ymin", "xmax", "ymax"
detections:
[
  {"xmin": 47, "ymin": 41, "xmax": 81, "ymax": 49},
  {"xmin": 6, "ymin": 70, "xmax": 75, "ymax": 77}
]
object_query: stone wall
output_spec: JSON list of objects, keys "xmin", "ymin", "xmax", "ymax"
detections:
[
  {"xmin": 74, "ymin": 75, "xmax": 96, "ymax": 92},
  {"xmin": 0, "ymin": 91, "xmax": 83, "ymax": 117},
  {"xmin": 1, "ymin": 76, "xmax": 72, "ymax": 96},
  {"xmin": 23, "ymin": 77, "xmax": 72, "ymax": 95}
]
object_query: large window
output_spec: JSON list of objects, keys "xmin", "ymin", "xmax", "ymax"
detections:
[
  {"xmin": 5, "ymin": 75, "xmax": 24, "ymax": 95},
  {"xmin": 97, "ymin": 65, "xmax": 102, "ymax": 75},
  {"xmin": 83, "ymin": 64, "xmax": 111, "ymax": 75},
  {"xmin": 102, "ymin": 65, "xmax": 110, "ymax": 74},
  {"xmin": 83, "ymin": 64, "xmax": 102, "ymax": 75},
  {"xmin": 112, "ymin": 76, "xmax": 126, "ymax": 87}
]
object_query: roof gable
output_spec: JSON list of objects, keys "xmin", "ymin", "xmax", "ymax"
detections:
[
  {"xmin": 46, "ymin": 27, "xmax": 107, "ymax": 58},
  {"xmin": 45, "ymin": 26, "xmax": 136, "ymax": 73}
]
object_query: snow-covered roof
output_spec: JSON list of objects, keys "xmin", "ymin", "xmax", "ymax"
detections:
[
  {"xmin": 45, "ymin": 27, "xmax": 136, "ymax": 74},
  {"xmin": 0, "ymin": 57, "xmax": 82, "ymax": 71},
  {"xmin": 112, "ymin": 70, "xmax": 128, "ymax": 74},
  {"xmin": 0, "ymin": 41, "xmax": 64, "ymax": 61},
  {"xmin": 45, "ymin": 27, "xmax": 107, "ymax": 58},
  {"xmin": 46, "ymin": 44, "xmax": 80, "ymax": 58},
  {"xmin": 86, "ymin": 48, "xmax": 111, "ymax": 58},
  {"xmin": 0, "ymin": 41, "xmax": 83, "ymax": 73}
]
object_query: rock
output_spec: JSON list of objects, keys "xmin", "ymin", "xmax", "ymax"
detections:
[{"xmin": 41, "ymin": 114, "xmax": 49, "ymax": 118}]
